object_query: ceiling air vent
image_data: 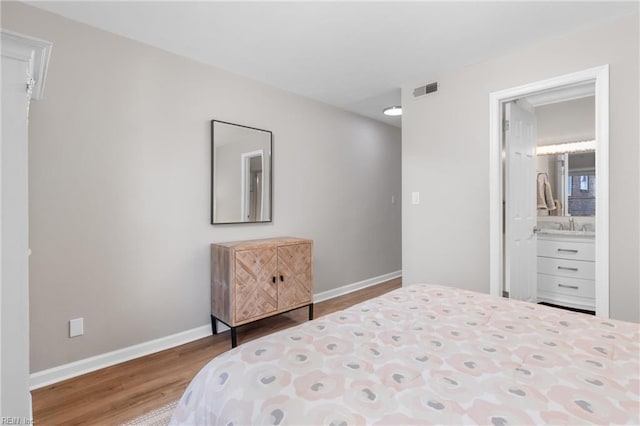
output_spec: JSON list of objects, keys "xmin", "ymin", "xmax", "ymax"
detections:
[{"xmin": 413, "ymin": 82, "xmax": 438, "ymax": 98}]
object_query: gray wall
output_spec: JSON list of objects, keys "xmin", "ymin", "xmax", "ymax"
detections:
[
  {"xmin": 402, "ymin": 14, "xmax": 638, "ymax": 322},
  {"xmin": 536, "ymin": 96, "xmax": 595, "ymax": 145},
  {"xmin": 2, "ymin": 3, "xmax": 402, "ymax": 372},
  {"xmin": 215, "ymin": 142, "xmax": 243, "ymax": 221}
]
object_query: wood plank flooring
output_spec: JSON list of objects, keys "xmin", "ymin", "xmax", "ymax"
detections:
[{"xmin": 31, "ymin": 278, "xmax": 401, "ymax": 425}]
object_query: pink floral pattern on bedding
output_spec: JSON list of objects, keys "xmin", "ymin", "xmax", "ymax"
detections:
[{"xmin": 170, "ymin": 284, "xmax": 640, "ymax": 425}]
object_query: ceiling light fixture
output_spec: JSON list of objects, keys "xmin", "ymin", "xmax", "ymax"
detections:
[
  {"xmin": 536, "ymin": 140, "xmax": 596, "ymax": 155},
  {"xmin": 383, "ymin": 106, "xmax": 402, "ymax": 116}
]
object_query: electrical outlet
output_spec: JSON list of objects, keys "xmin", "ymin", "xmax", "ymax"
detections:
[{"xmin": 69, "ymin": 318, "xmax": 84, "ymax": 338}]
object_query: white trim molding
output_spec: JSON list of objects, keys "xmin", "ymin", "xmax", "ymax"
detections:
[
  {"xmin": 489, "ymin": 65, "xmax": 610, "ymax": 318},
  {"xmin": 30, "ymin": 270, "xmax": 402, "ymax": 389},
  {"xmin": 1, "ymin": 30, "xmax": 52, "ymax": 100},
  {"xmin": 313, "ymin": 270, "xmax": 402, "ymax": 303},
  {"xmin": 29, "ymin": 325, "xmax": 212, "ymax": 390}
]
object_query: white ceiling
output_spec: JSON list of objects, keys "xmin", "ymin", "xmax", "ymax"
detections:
[{"xmin": 27, "ymin": 1, "xmax": 638, "ymax": 127}]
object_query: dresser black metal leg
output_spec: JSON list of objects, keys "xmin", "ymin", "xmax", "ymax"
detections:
[
  {"xmin": 211, "ymin": 315, "xmax": 218, "ymax": 335},
  {"xmin": 215, "ymin": 304, "xmax": 313, "ymax": 348},
  {"xmin": 231, "ymin": 327, "xmax": 237, "ymax": 348}
]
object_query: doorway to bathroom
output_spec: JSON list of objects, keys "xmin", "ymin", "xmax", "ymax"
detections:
[{"xmin": 488, "ymin": 65, "xmax": 610, "ymax": 318}]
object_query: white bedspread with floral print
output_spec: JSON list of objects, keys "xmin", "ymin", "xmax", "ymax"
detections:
[{"xmin": 170, "ymin": 284, "xmax": 640, "ymax": 425}]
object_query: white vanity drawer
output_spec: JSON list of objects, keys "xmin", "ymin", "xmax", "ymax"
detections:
[
  {"xmin": 537, "ymin": 239, "xmax": 595, "ymax": 261},
  {"xmin": 537, "ymin": 257, "xmax": 595, "ymax": 280},
  {"xmin": 537, "ymin": 273, "xmax": 595, "ymax": 299}
]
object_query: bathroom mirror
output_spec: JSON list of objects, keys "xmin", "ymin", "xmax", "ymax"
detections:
[
  {"xmin": 537, "ymin": 147, "xmax": 595, "ymax": 217},
  {"xmin": 534, "ymin": 93, "xmax": 596, "ymax": 217},
  {"xmin": 211, "ymin": 120, "xmax": 272, "ymax": 224}
]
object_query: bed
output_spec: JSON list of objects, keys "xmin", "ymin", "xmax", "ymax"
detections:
[{"xmin": 170, "ymin": 284, "xmax": 640, "ymax": 425}]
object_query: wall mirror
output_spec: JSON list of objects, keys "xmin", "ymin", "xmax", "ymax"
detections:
[
  {"xmin": 533, "ymin": 92, "xmax": 596, "ymax": 217},
  {"xmin": 211, "ymin": 120, "xmax": 272, "ymax": 224},
  {"xmin": 537, "ymin": 147, "xmax": 595, "ymax": 217}
]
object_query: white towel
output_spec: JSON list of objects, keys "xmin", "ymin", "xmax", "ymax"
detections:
[
  {"xmin": 544, "ymin": 182, "xmax": 556, "ymax": 211},
  {"xmin": 537, "ymin": 175, "xmax": 547, "ymax": 209}
]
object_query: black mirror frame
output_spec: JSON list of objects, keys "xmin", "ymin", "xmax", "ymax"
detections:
[{"xmin": 210, "ymin": 119, "xmax": 273, "ymax": 225}]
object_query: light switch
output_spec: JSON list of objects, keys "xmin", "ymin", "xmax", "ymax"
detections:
[{"xmin": 411, "ymin": 192, "xmax": 420, "ymax": 205}]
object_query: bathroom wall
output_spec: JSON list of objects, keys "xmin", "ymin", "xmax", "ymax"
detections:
[
  {"xmin": 402, "ymin": 13, "xmax": 639, "ymax": 322},
  {"xmin": 536, "ymin": 96, "xmax": 595, "ymax": 145}
]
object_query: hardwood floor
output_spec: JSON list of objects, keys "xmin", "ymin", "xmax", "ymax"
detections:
[{"xmin": 31, "ymin": 278, "xmax": 401, "ymax": 425}]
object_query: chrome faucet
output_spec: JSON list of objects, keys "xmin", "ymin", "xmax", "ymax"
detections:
[{"xmin": 569, "ymin": 217, "xmax": 575, "ymax": 231}]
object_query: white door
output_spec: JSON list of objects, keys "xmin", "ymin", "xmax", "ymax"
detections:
[{"xmin": 505, "ymin": 102, "xmax": 538, "ymax": 302}]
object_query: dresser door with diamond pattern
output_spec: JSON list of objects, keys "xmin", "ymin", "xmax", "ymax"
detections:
[
  {"xmin": 234, "ymin": 247, "xmax": 278, "ymax": 323},
  {"xmin": 277, "ymin": 243, "xmax": 312, "ymax": 310}
]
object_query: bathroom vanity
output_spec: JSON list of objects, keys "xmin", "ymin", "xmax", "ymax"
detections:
[{"xmin": 536, "ymin": 230, "xmax": 595, "ymax": 311}]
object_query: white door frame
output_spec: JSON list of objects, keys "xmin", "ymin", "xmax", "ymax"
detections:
[
  {"xmin": 240, "ymin": 149, "xmax": 264, "ymax": 221},
  {"xmin": 489, "ymin": 65, "xmax": 609, "ymax": 318},
  {"xmin": 1, "ymin": 29, "xmax": 52, "ymax": 418}
]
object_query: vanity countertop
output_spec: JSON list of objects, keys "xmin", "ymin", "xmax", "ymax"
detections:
[{"xmin": 538, "ymin": 229, "xmax": 595, "ymax": 238}]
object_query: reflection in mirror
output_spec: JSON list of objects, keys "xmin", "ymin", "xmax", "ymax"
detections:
[
  {"xmin": 534, "ymin": 92, "xmax": 596, "ymax": 218},
  {"xmin": 537, "ymin": 148, "xmax": 595, "ymax": 217},
  {"xmin": 566, "ymin": 151, "xmax": 595, "ymax": 216},
  {"xmin": 211, "ymin": 120, "xmax": 272, "ymax": 224}
]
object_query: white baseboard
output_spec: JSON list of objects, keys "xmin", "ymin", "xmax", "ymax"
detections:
[
  {"xmin": 29, "ymin": 270, "xmax": 401, "ymax": 390},
  {"xmin": 29, "ymin": 325, "xmax": 212, "ymax": 390},
  {"xmin": 313, "ymin": 270, "xmax": 402, "ymax": 303}
]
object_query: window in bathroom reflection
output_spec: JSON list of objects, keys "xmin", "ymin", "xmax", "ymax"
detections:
[
  {"xmin": 580, "ymin": 176, "xmax": 589, "ymax": 191},
  {"xmin": 568, "ymin": 174, "xmax": 595, "ymax": 216}
]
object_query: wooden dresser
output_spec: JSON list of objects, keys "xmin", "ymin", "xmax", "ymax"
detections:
[{"xmin": 210, "ymin": 237, "xmax": 313, "ymax": 347}]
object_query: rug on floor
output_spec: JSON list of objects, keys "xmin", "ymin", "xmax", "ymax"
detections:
[{"xmin": 122, "ymin": 400, "xmax": 178, "ymax": 426}]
